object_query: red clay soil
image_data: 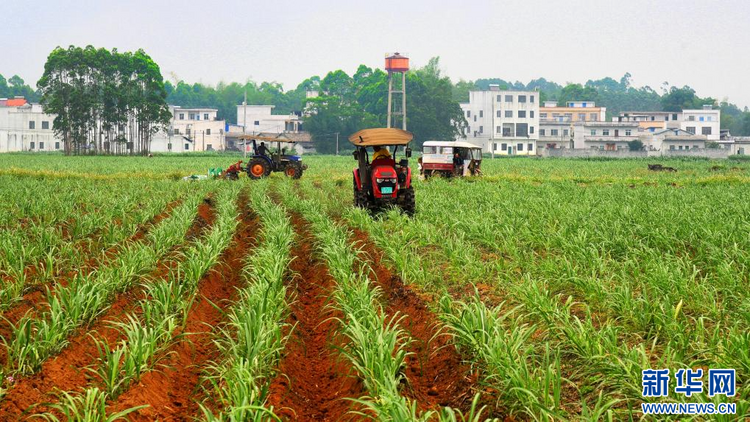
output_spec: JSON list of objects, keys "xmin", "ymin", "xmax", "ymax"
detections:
[
  {"xmin": 186, "ymin": 196, "xmax": 217, "ymax": 240},
  {"xmin": 107, "ymin": 192, "xmax": 259, "ymax": 421},
  {"xmin": 265, "ymin": 213, "xmax": 365, "ymax": 421},
  {"xmin": 347, "ymin": 227, "xmax": 477, "ymax": 414},
  {"xmin": 0, "ymin": 197, "xmax": 212, "ymax": 419},
  {"xmin": 0, "ymin": 199, "xmax": 185, "ymax": 362}
]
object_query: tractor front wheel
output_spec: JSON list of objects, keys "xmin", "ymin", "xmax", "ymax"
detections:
[
  {"xmin": 397, "ymin": 187, "xmax": 415, "ymax": 216},
  {"xmin": 248, "ymin": 158, "xmax": 270, "ymax": 180},
  {"xmin": 284, "ymin": 165, "xmax": 303, "ymax": 179}
]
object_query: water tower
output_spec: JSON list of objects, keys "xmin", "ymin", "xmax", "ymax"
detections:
[{"xmin": 385, "ymin": 53, "xmax": 409, "ymax": 130}]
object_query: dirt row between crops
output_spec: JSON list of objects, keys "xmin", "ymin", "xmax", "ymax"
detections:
[
  {"xmin": 0, "ymin": 198, "xmax": 185, "ymax": 370},
  {"xmin": 0, "ymin": 196, "xmax": 215, "ymax": 419},
  {"xmin": 107, "ymin": 191, "xmax": 259, "ymax": 421},
  {"xmin": 265, "ymin": 212, "xmax": 365, "ymax": 421},
  {"xmin": 346, "ymin": 226, "xmax": 478, "ymax": 414}
]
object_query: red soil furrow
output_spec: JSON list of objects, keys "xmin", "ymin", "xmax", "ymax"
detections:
[
  {"xmin": 0, "ymin": 197, "xmax": 215, "ymax": 419},
  {"xmin": 266, "ymin": 213, "xmax": 365, "ymax": 421},
  {"xmin": 107, "ymin": 192, "xmax": 258, "ymax": 421},
  {"xmin": 0, "ymin": 199, "xmax": 185, "ymax": 355},
  {"xmin": 347, "ymin": 226, "xmax": 477, "ymax": 414}
]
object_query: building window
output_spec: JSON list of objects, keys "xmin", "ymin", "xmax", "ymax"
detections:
[
  {"xmin": 195, "ymin": 114, "xmax": 200, "ymax": 120},
  {"xmin": 530, "ymin": 126, "xmax": 535, "ymax": 134},
  {"xmin": 518, "ymin": 95, "xmax": 527, "ymax": 103},
  {"xmin": 29, "ymin": 121, "xmax": 35, "ymax": 129},
  {"xmin": 174, "ymin": 128, "xmax": 180, "ymax": 135},
  {"xmin": 42, "ymin": 121, "xmax": 50, "ymax": 130},
  {"xmin": 479, "ymin": 126, "xmax": 483, "ymax": 134},
  {"xmin": 496, "ymin": 126, "xmax": 501, "ymax": 134},
  {"xmin": 466, "ymin": 110, "xmax": 471, "ymax": 118},
  {"xmin": 39, "ymin": 142, "xmax": 44, "ymax": 150},
  {"xmin": 670, "ymin": 145, "xmax": 676, "ymax": 150},
  {"xmin": 651, "ymin": 116, "xmax": 655, "ymax": 121},
  {"xmin": 189, "ymin": 113, "xmax": 195, "ymax": 120},
  {"xmin": 185, "ymin": 143, "xmax": 190, "ymax": 150},
  {"xmin": 540, "ymin": 113, "xmax": 547, "ymax": 119},
  {"xmin": 530, "ymin": 95, "xmax": 535, "ymax": 103},
  {"xmin": 501, "ymin": 143, "xmax": 507, "ymax": 151},
  {"xmin": 496, "ymin": 95, "xmax": 502, "ymax": 102},
  {"xmin": 672, "ymin": 114, "xmax": 678, "ymax": 120},
  {"xmin": 603, "ymin": 129, "xmax": 610, "ymax": 136},
  {"xmin": 530, "ymin": 111, "xmax": 535, "ymax": 118},
  {"xmin": 516, "ymin": 123, "xmax": 528, "ymax": 137},
  {"xmin": 204, "ymin": 113, "xmax": 209, "ymax": 120},
  {"xmin": 688, "ymin": 115, "xmax": 695, "ymax": 121},
  {"xmin": 528, "ymin": 143, "xmax": 533, "ymax": 151},
  {"xmin": 503, "ymin": 124, "xmax": 514, "ymax": 137},
  {"xmin": 590, "ymin": 129, "xmax": 596, "ymax": 136},
  {"xmin": 702, "ymin": 127, "xmax": 712, "ymax": 135},
  {"xmin": 665, "ymin": 115, "xmax": 669, "ymax": 121},
  {"xmin": 707, "ymin": 116, "xmax": 712, "ymax": 121},
  {"xmin": 254, "ymin": 120, "xmax": 260, "ymax": 125},
  {"xmin": 505, "ymin": 95, "xmax": 513, "ymax": 102},
  {"xmin": 564, "ymin": 113, "xmax": 572, "ymax": 120},
  {"xmin": 186, "ymin": 128, "xmax": 191, "ymax": 135},
  {"xmin": 563, "ymin": 129, "xmax": 569, "ymax": 137},
  {"xmin": 179, "ymin": 113, "xmax": 185, "ymax": 120},
  {"xmin": 55, "ymin": 142, "xmax": 60, "ymax": 150},
  {"xmin": 30, "ymin": 142, "xmax": 35, "ymax": 150},
  {"xmin": 551, "ymin": 129, "xmax": 559, "ymax": 136},
  {"xmin": 578, "ymin": 113, "xmax": 585, "ymax": 121},
  {"xmin": 479, "ymin": 110, "xmax": 483, "ymax": 118},
  {"xmin": 496, "ymin": 110, "xmax": 501, "ymax": 118},
  {"xmin": 473, "ymin": 116, "xmax": 477, "ymax": 122},
  {"xmin": 518, "ymin": 110, "xmax": 526, "ymax": 118},
  {"xmin": 590, "ymin": 113, "xmax": 598, "ymax": 121},
  {"xmin": 699, "ymin": 116, "xmax": 704, "ymax": 122},
  {"xmin": 207, "ymin": 144, "xmax": 213, "ymax": 151},
  {"xmin": 686, "ymin": 127, "xmax": 696, "ymax": 134},
  {"xmin": 517, "ymin": 143, "xmax": 524, "ymax": 151},
  {"xmin": 625, "ymin": 130, "xmax": 632, "ymax": 136},
  {"xmin": 540, "ymin": 129, "xmax": 546, "ymax": 136},
  {"xmin": 505, "ymin": 110, "xmax": 512, "ymax": 118}
]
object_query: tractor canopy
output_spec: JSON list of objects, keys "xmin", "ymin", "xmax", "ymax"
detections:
[{"xmin": 349, "ymin": 128, "xmax": 413, "ymax": 147}]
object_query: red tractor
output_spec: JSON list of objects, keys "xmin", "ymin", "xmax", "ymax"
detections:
[{"xmin": 350, "ymin": 128, "xmax": 415, "ymax": 215}]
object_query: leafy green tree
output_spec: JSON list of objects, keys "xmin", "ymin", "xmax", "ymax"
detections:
[{"xmin": 627, "ymin": 139, "xmax": 644, "ymax": 151}]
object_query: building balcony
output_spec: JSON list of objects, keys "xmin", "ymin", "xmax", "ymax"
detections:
[{"xmin": 584, "ymin": 136, "xmax": 637, "ymax": 142}]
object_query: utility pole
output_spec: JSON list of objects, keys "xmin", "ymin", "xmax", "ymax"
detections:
[
  {"xmin": 243, "ymin": 90, "xmax": 247, "ymax": 159},
  {"xmin": 202, "ymin": 130, "xmax": 205, "ymax": 151},
  {"xmin": 335, "ymin": 132, "xmax": 339, "ymax": 155}
]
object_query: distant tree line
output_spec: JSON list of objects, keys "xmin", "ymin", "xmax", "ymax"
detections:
[
  {"xmin": 7, "ymin": 59, "xmax": 750, "ymax": 154},
  {"xmin": 0, "ymin": 75, "xmax": 40, "ymax": 102},
  {"xmin": 36, "ymin": 45, "xmax": 171, "ymax": 155}
]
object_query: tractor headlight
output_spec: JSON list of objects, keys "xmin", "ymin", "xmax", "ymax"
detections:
[{"xmin": 376, "ymin": 178, "xmax": 397, "ymax": 184}]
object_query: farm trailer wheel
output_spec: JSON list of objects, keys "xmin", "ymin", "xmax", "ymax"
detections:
[{"xmin": 248, "ymin": 158, "xmax": 271, "ymax": 180}]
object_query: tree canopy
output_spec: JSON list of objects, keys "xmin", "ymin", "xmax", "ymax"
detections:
[{"xmin": 37, "ymin": 45, "xmax": 171, "ymax": 155}]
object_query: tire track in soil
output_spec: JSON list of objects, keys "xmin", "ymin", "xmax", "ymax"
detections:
[
  {"xmin": 347, "ymin": 226, "xmax": 477, "ymax": 414},
  {"xmin": 0, "ymin": 197, "xmax": 215, "ymax": 419},
  {"xmin": 106, "ymin": 192, "xmax": 258, "ymax": 422},
  {"xmin": 0, "ymin": 198, "xmax": 185, "ymax": 348},
  {"xmin": 265, "ymin": 213, "xmax": 365, "ymax": 421}
]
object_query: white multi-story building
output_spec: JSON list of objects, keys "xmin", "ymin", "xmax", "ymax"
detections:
[
  {"xmin": 1, "ymin": 99, "xmax": 226, "ymax": 153},
  {"xmin": 681, "ymin": 106, "xmax": 720, "ymax": 141},
  {"xmin": 650, "ymin": 128, "xmax": 706, "ymax": 151},
  {"xmin": 152, "ymin": 106, "xmax": 226, "ymax": 152},
  {"xmin": 236, "ymin": 105, "xmax": 304, "ymax": 134},
  {"xmin": 0, "ymin": 98, "xmax": 60, "ymax": 152},
  {"xmin": 459, "ymin": 85, "xmax": 540, "ymax": 155},
  {"xmin": 572, "ymin": 121, "xmax": 641, "ymax": 150}
]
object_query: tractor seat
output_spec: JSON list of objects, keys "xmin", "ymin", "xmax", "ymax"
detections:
[{"xmin": 372, "ymin": 157, "xmax": 396, "ymax": 167}]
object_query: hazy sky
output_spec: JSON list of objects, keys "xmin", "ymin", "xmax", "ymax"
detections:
[{"xmin": 3, "ymin": 0, "xmax": 749, "ymax": 108}]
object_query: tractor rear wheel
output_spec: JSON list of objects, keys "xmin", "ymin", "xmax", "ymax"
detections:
[
  {"xmin": 284, "ymin": 165, "xmax": 303, "ymax": 179},
  {"xmin": 248, "ymin": 158, "xmax": 270, "ymax": 180},
  {"xmin": 397, "ymin": 187, "xmax": 415, "ymax": 216}
]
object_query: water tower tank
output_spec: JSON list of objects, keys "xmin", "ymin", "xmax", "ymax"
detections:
[{"xmin": 385, "ymin": 53, "xmax": 409, "ymax": 72}]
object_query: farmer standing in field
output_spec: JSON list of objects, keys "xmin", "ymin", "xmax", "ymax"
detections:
[{"xmin": 453, "ymin": 151, "xmax": 464, "ymax": 176}]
